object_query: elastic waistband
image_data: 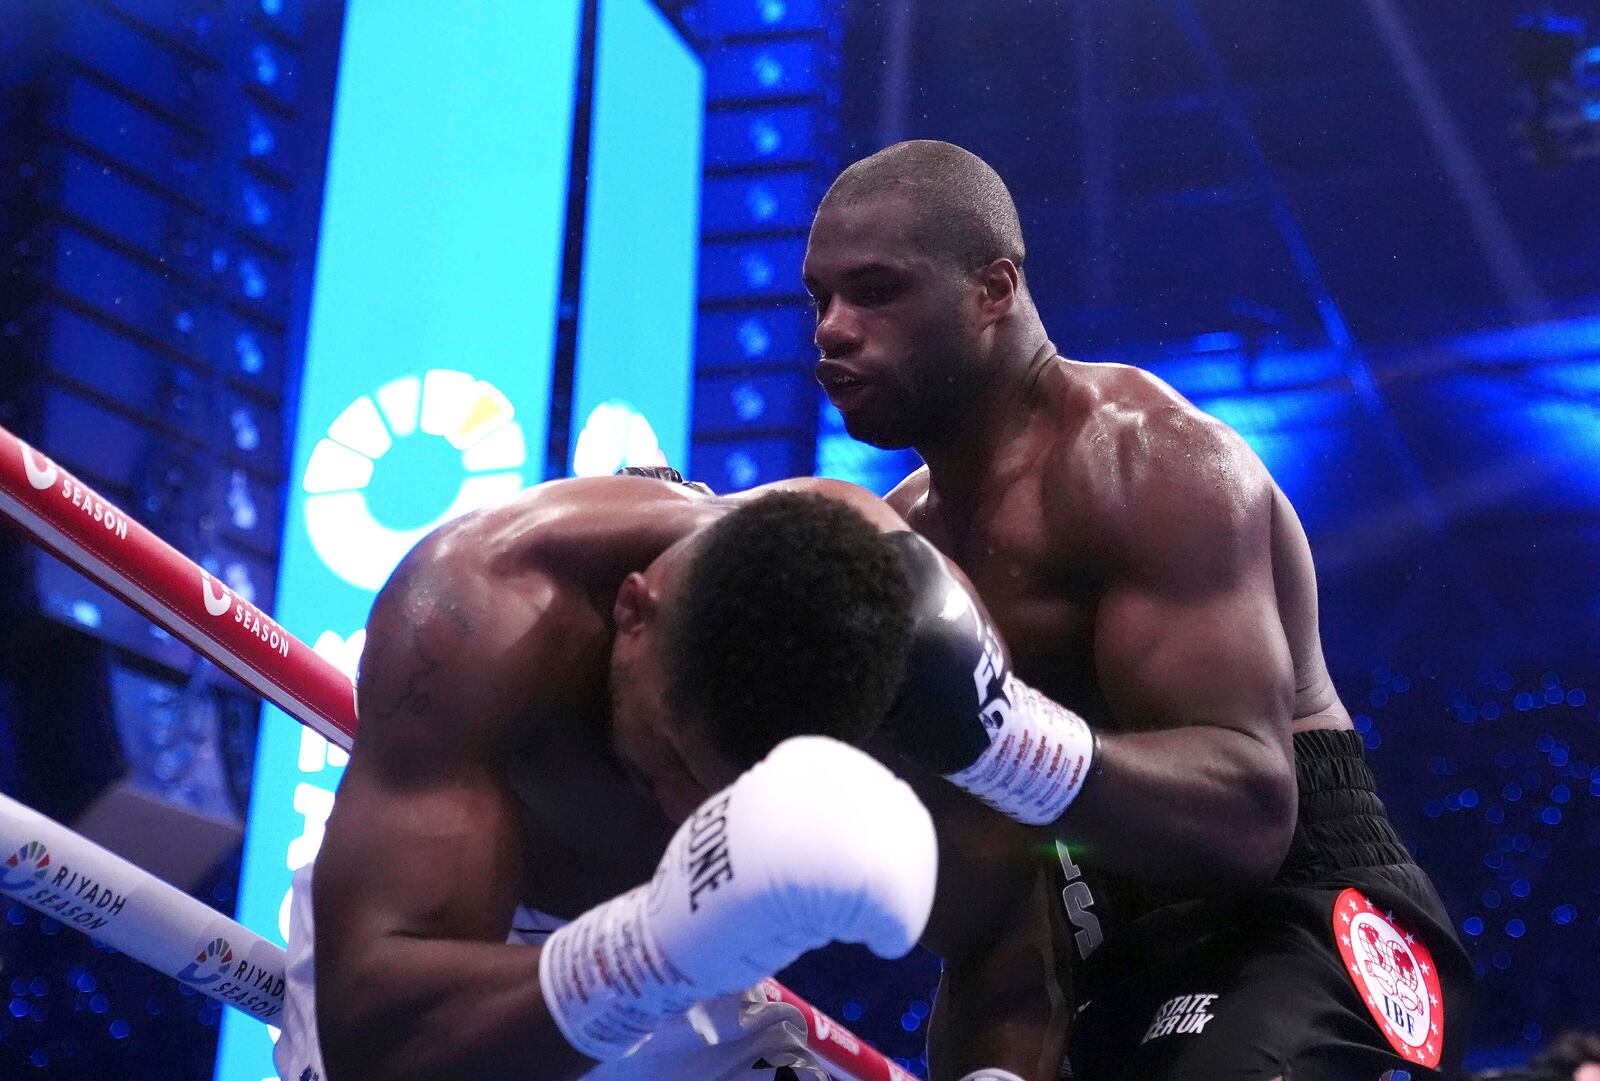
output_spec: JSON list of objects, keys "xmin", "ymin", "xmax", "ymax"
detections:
[
  {"xmin": 1069, "ymin": 728, "xmax": 1442, "ymax": 1000},
  {"xmin": 1293, "ymin": 727, "xmax": 1376, "ymax": 793},
  {"xmin": 1278, "ymin": 727, "xmax": 1412, "ymax": 886}
]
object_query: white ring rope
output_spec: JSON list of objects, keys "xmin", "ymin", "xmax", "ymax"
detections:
[
  {"xmin": 0, "ymin": 791, "xmax": 286, "ymax": 1023},
  {"xmin": 0, "ymin": 421, "xmax": 915, "ymax": 1081}
]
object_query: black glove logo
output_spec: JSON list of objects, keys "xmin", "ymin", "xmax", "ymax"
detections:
[{"xmin": 973, "ymin": 624, "xmax": 1012, "ymax": 736}]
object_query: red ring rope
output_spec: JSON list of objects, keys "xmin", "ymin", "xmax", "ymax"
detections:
[{"xmin": 0, "ymin": 421, "xmax": 916, "ymax": 1081}]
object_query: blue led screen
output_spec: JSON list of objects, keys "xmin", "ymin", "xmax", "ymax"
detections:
[
  {"xmin": 215, "ymin": 4, "xmax": 584, "ymax": 1077},
  {"xmin": 218, "ymin": 2, "xmax": 705, "ymax": 1073},
  {"xmin": 569, "ymin": 0, "xmax": 703, "ymax": 477}
]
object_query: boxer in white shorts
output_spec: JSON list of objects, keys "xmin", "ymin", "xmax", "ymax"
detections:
[{"xmin": 284, "ymin": 472, "xmax": 1065, "ymax": 1081}]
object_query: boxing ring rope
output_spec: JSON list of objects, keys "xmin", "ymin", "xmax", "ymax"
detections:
[
  {"xmin": 0, "ymin": 791, "xmax": 288, "ymax": 1023},
  {"xmin": 0, "ymin": 423, "xmax": 915, "ymax": 1081}
]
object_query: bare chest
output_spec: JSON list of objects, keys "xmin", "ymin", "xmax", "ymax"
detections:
[
  {"xmin": 503, "ymin": 725, "xmax": 675, "ymax": 919},
  {"xmin": 906, "ymin": 487, "xmax": 1110, "ymax": 722}
]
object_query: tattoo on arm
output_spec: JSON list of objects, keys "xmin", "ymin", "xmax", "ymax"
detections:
[
  {"xmin": 372, "ymin": 625, "xmax": 443, "ymax": 722},
  {"xmin": 364, "ymin": 564, "xmax": 476, "ymax": 724}
]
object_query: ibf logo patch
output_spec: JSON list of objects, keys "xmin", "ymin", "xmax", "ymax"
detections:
[
  {"xmin": 1333, "ymin": 889, "xmax": 1443, "ymax": 1069},
  {"xmin": 0, "ymin": 841, "xmax": 51, "ymax": 892}
]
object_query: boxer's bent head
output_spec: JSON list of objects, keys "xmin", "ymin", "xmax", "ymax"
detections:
[
  {"xmin": 608, "ymin": 492, "xmax": 913, "ymax": 821},
  {"xmin": 805, "ymin": 139, "xmax": 1030, "ymax": 449}
]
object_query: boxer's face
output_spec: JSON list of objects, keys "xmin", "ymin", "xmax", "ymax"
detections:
[
  {"xmin": 804, "ymin": 193, "xmax": 986, "ymax": 449},
  {"xmin": 607, "ymin": 543, "xmax": 739, "ymax": 824}
]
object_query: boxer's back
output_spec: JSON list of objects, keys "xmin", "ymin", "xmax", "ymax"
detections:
[{"xmin": 449, "ymin": 478, "xmax": 720, "ymax": 915}]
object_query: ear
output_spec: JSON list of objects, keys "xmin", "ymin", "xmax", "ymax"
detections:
[
  {"xmin": 613, "ymin": 571, "xmax": 657, "ymax": 634},
  {"xmin": 973, "ymin": 258, "xmax": 1020, "ymax": 327}
]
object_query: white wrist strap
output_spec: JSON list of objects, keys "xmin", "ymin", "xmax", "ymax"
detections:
[
  {"xmin": 538, "ymin": 885, "xmax": 695, "ymax": 1060},
  {"xmin": 947, "ymin": 675, "xmax": 1095, "ymax": 824}
]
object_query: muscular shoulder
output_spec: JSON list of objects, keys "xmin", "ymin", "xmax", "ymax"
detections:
[
  {"xmin": 1050, "ymin": 363, "xmax": 1274, "ymax": 583},
  {"xmin": 355, "ymin": 484, "xmax": 619, "ymax": 774}
]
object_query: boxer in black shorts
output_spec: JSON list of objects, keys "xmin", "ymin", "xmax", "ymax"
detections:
[
  {"xmin": 803, "ymin": 140, "xmax": 1474, "ymax": 1079},
  {"xmin": 1060, "ymin": 728, "xmax": 1473, "ymax": 1080}
]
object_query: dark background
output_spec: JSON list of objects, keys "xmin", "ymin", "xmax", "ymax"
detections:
[{"xmin": 3, "ymin": 0, "xmax": 1598, "ymax": 1076}]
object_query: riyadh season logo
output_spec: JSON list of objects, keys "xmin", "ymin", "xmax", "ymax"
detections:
[
  {"xmin": 0, "ymin": 841, "xmax": 51, "ymax": 892},
  {"xmin": 17, "ymin": 442, "xmax": 130, "ymax": 540},
  {"xmin": 301, "ymin": 370, "xmax": 527, "ymax": 591},
  {"xmin": 20, "ymin": 444, "xmax": 58, "ymax": 490},
  {"xmin": 177, "ymin": 937, "xmax": 234, "ymax": 987}
]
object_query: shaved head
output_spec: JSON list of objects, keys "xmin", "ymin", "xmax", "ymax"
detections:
[{"xmin": 820, "ymin": 140, "xmax": 1025, "ymax": 275}]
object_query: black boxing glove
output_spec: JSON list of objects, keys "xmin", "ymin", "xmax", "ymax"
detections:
[
  {"xmin": 883, "ymin": 531, "xmax": 1097, "ymax": 825},
  {"xmin": 615, "ymin": 464, "xmax": 715, "ymax": 496}
]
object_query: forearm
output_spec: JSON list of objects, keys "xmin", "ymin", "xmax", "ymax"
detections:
[
  {"xmin": 887, "ymin": 532, "xmax": 1289, "ymax": 888},
  {"xmin": 1060, "ymin": 721, "xmax": 1295, "ymax": 891},
  {"xmin": 321, "ymin": 937, "xmax": 592, "ymax": 1081},
  {"xmin": 910, "ymin": 632, "xmax": 1295, "ymax": 893}
]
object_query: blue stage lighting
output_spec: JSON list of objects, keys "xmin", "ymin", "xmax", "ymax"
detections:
[
  {"xmin": 250, "ymin": 44, "xmax": 278, "ymax": 86},
  {"xmin": 733, "ymin": 382, "xmax": 766, "ymax": 421},
  {"xmin": 743, "ymin": 251, "xmax": 775, "ymax": 287},
  {"xmin": 739, "ymin": 317, "xmax": 772, "ymax": 357},
  {"xmin": 700, "ymin": 239, "xmax": 807, "ymax": 300},
  {"xmin": 242, "ymin": 185, "xmax": 270, "ymax": 226},
  {"xmin": 754, "ymin": 52, "xmax": 784, "ymax": 88},
  {"xmin": 747, "ymin": 183, "xmax": 779, "ymax": 221},
  {"xmin": 246, "ymin": 114, "xmax": 274, "ymax": 156},
  {"xmin": 726, "ymin": 449, "xmax": 760, "ymax": 488},
  {"xmin": 706, "ymin": 105, "xmax": 819, "ymax": 167},
  {"xmin": 751, "ymin": 117, "xmax": 782, "ymax": 154}
]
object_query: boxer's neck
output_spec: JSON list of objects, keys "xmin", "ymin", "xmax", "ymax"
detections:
[{"xmin": 919, "ymin": 336, "xmax": 1056, "ymax": 507}]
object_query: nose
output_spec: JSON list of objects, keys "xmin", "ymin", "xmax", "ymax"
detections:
[{"xmin": 814, "ymin": 299, "xmax": 862, "ymax": 359}]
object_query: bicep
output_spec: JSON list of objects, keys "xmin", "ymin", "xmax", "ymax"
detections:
[
  {"xmin": 1087, "ymin": 542, "xmax": 1300, "ymax": 882},
  {"xmin": 318, "ymin": 535, "xmax": 544, "ymax": 955},
  {"xmin": 1088, "ymin": 415, "xmax": 1296, "ymax": 740},
  {"xmin": 316, "ymin": 750, "xmax": 526, "ymax": 950}
]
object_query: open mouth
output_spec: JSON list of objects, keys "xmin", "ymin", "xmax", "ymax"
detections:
[{"xmin": 815, "ymin": 362, "xmax": 869, "ymax": 394}]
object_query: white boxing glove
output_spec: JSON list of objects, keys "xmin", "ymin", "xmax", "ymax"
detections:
[{"xmin": 538, "ymin": 736, "xmax": 937, "ymax": 1061}]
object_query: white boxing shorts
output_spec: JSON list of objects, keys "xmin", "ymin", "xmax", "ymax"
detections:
[{"xmin": 273, "ymin": 862, "xmax": 829, "ymax": 1081}]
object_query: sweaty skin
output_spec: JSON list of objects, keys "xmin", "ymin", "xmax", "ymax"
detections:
[
  {"xmin": 311, "ymin": 474, "xmax": 1049, "ymax": 1081},
  {"xmin": 805, "ymin": 190, "xmax": 1351, "ymax": 1079}
]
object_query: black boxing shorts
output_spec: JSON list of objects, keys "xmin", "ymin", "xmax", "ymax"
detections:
[{"xmin": 1061, "ymin": 730, "xmax": 1475, "ymax": 1081}]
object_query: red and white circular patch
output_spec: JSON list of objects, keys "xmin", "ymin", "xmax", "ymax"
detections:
[{"xmin": 1332, "ymin": 888, "xmax": 1445, "ymax": 1069}]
